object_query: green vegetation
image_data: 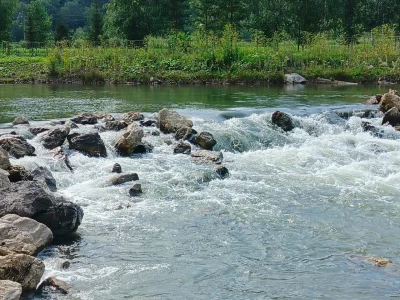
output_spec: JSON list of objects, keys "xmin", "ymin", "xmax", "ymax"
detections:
[{"xmin": 1, "ymin": 25, "xmax": 399, "ymax": 84}]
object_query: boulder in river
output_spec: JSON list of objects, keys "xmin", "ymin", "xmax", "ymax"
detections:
[
  {"xmin": 41, "ymin": 127, "xmax": 70, "ymax": 150},
  {"xmin": 110, "ymin": 173, "xmax": 139, "ymax": 185},
  {"xmin": 114, "ymin": 123, "xmax": 144, "ymax": 156},
  {"xmin": 191, "ymin": 150, "xmax": 223, "ymax": 164},
  {"xmin": 194, "ymin": 132, "xmax": 217, "ymax": 150},
  {"xmin": 214, "ymin": 165, "xmax": 229, "ymax": 179},
  {"xmin": 158, "ymin": 108, "xmax": 193, "ymax": 134},
  {"xmin": 112, "ymin": 163, "xmax": 122, "ymax": 173},
  {"xmin": 175, "ymin": 127, "xmax": 197, "ymax": 141},
  {"xmin": 7, "ymin": 165, "xmax": 28, "ymax": 182},
  {"xmin": 379, "ymin": 90, "xmax": 400, "ymax": 113},
  {"xmin": 0, "ymin": 214, "xmax": 53, "ymax": 256},
  {"xmin": 0, "ymin": 181, "xmax": 83, "ymax": 237},
  {"xmin": 122, "ymin": 112, "xmax": 144, "ymax": 123},
  {"xmin": 68, "ymin": 132, "xmax": 107, "ymax": 157},
  {"xmin": 29, "ymin": 127, "xmax": 50, "ymax": 136},
  {"xmin": 0, "ymin": 148, "xmax": 11, "ymax": 170},
  {"xmin": 104, "ymin": 120, "xmax": 128, "ymax": 131},
  {"xmin": 12, "ymin": 117, "xmax": 29, "ymax": 126},
  {"xmin": 70, "ymin": 113, "xmax": 98, "ymax": 125},
  {"xmin": 28, "ymin": 166, "xmax": 57, "ymax": 192},
  {"xmin": 140, "ymin": 120, "xmax": 157, "ymax": 127},
  {"xmin": 382, "ymin": 107, "xmax": 400, "ymax": 127},
  {"xmin": 94, "ymin": 112, "xmax": 115, "ymax": 122},
  {"xmin": 129, "ymin": 184, "xmax": 143, "ymax": 197},
  {"xmin": 132, "ymin": 143, "xmax": 153, "ymax": 154},
  {"xmin": 271, "ymin": 111, "xmax": 295, "ymax": 132},
  {"xmin": 284, "ymin": 73, "xmax": 307, "ymax": 84},
  {"xmin": 0, "ymin": 280, "xmax": 22, "ymax": 300},
  {"xmin": 0, "ymin": 253, "xmax": 45, "ymax": 293},
  {"xmin": 38, "ymin": 277, "xmax": 71, "ymax": 295},
  {"xmin": 174, "ymin": 142, "xmax": 191, "ymax": 155},
  {"xmin": 0, "ymin": 137, "xmax": 35, "ymax": 158}
]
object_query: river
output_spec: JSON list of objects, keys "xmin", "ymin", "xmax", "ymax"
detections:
[{"xmin": 2, "ymin": 84, "xmax": 400, "ymax": 299}]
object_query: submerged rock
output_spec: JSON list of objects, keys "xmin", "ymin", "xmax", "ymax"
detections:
[
  {"xmin": 28, "ymin": 166, "xmax": 57, "ymax": 192},
  {"xmin": 132, "ymin": 143, "xmax": 153, "ymax": 154},
  {"xmin": 0, "ymin": 253, "xmax": 44, "ymax": 293},
  {"xmin": 49, "ymin": 147, "xmax": 73, "ymax": 171},
  {"xmin": 365, "ymin": 256, "xmax": 393, "ymax": 268},
  {"xmin": 41, "ymin": 127, "xmax": 70, "ymax": 150},
  {"xmin": 0, "ymin": 214, "xmax": 53, "ymax": 256},
  {"xmin": 140, "ymin": 120, "xmax": 157, "ymax": 127},
  {"xmin": 110, "ymin": 173, "xmax": 139, "ymax": 185},
  {"xmin": 191, "ymin": 150, "xmax": 223, "ymax": 164},
  {"xmin": 0, "ymin": 280, "xmax": 22, "ymax": 300},
  {"xmin": 12, "ymin": 117, "xmax": 29, "ymax": 126},
  {"xmin": 0, "ymin": 137, "xmax": 35, "ymax": 158},
  {"xmin": 158, "ymin": 108, "xmax": 193, "ymax": 134},
  {"xmin": 70, "ymin": 113, "xmax": 98, "ymax": 125},
  {"xmin": 284, "ymin": 73, "xmax": 307, "ymax": 84},
  {"xmin": 271, "ymin": 111, "xmax": 295, "ymax": 132},
  {"xmin": 0, "ymin": 148, "xmax": 11, "ymax": 170},
  {"xmin": 129, "ymin": 184, "xmax": 143, "ymax": 197},
  {"xmin": 335, "ymin": 109, "xmax": 382, "ymax": 120},
  {"xmin": 174, "ymin": 142, "xmax": 191, "ymax": 155},
  {"xmin": 68, "ymin": 132, "xmax": 107, "ymax": 157},
  {"xmin": 0, "ymin": 181, "xmax": 83, "ymax": 237},
  {"xmin": 194, "ymin": 132, "xmax": 217, "ymax": 150},
  {"xmin": 361, "ymin": 121, "xmax": 384, "ymax": 138},
  {"xmin": 114, "ymin": 123, "xmax": 144, "ymax": 156}
]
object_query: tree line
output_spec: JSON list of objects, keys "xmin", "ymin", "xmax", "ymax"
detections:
[{"xmin": 1, "ymin": 0, "xmax": 400, "ymax": 46}]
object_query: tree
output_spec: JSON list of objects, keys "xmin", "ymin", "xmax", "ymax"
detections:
[
  {"xmin": 55, "ymin": 21, "xmax": 70, "ymax": 41},
  {"xmin": 88, "ymin": 0, "xmax": 104, "ymax": 45},
  {"xmin": 25, "ymin": 0, "xmax": 52, "ymax": 44},
  {"xmin": 0, "ymin": 0, "xmax": 19, "ymax": 41}
]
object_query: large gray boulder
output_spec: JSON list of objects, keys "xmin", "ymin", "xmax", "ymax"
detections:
[
  {"xmin": 0, "ymin": 148, "xmax": 11, "ymax": 170},
  {"xmin": 0, "ymin": 280, "xmax": 22, "ymax": 300},
  {"xmin": 158, "ymin": 108, "xmax": 193, "ymax": 134},
  {"xmin": 68, "ymin": 132, "xmax": 107, "ymax": 157},
  {"xmin": 284, "ymin": 73, "xmax": 307, "ymax": 84},
  {"xmin": 0, "ymin": 254, "xmax": 44, "ymax": 293},
  {"xmin": 0, "ymin": 214, "xmax": 53, "ymax": 256},
  {"xmin": 0, "ymin": 170, "xmax": 10, "ymax": 189},
  {"xmin": 12, "ymin": 117, "xmax": 29, "ymax": 126},
  {"xmin": 114, "ymin": 123, "xmax": 144, "ymax": 156},
  {"xmin": 0, "ymin": 181, "xmax": 83, "ymax": 237},
  {"xmin": 271, "ymin": 111, "xmax": 295, "ymax": 132},
  {"xmin": 41, "ymin": 127, "xmax": 70, "ymax": 150},
  {"xmin": 0, "ymin": 137, "xmax": 35, "ymax": 158},
  {"xmin": 28, "ymin": 166, "xmax": 57, "ymax": 192},
  {"xmin": 194, "ymin": 132, "xmax": 217, "ymax": 150}
]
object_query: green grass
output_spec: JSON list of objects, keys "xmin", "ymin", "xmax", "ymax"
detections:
[{"xmin": 1, "ymin": 26, "xmax": 400, "ymax": 84}]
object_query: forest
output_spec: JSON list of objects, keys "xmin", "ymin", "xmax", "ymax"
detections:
[{"xmin": 0, "ymin": 0, "xmax": 399, "ymax": 44}]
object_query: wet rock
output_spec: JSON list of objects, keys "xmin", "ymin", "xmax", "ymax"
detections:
[
  {"xmin": 112, "ymin": 163, "xmax": 122, "ymax": 173},
  {"xmin": 94, "ymin": 124, "xmax": 106, "ymax": 132},
  {"xmin": 175, "ymin": 127, "xmax": 197, "ymax": 141},
  {"xmin": 104, "ymin": 120, "xmax": 128, "ymax": 131},
  {"xmin": 214, "ymin": 165, "xmax": 229, "ymax": 179},
  {"xmin": 0, "ymin": 214, "xmax": 53, "ymax": 256},
  {"xmin": 41, "ymin": 127, "xmax": 70, "ymax": 150},
  {"xmin": 129, "ymin": 184, "xmax": 143, "ymax": 197},
  {"xmin": 0, "ymin": 181, "xmax": 83, "ymax": 237},
  {"xmin": 158, "ymin": 108, "xmax": 193, "ymax": 134},
  {"xmin": 0, "ymin": 170, "xmax": 10, "ymax": 189},
  {"xmin": 28, "ymin": 166, "xmax": 57, "ymax": 192},
  {"xmin": 151, "ymin": 131, "xmax": 161, "ymax": 136},
  {"xmin": 191, "ymin": 150, "xmax": 223, "ymax": 164},
  {"xmin": 132, "ymin": 143, "xmax": 153, "ymax": 154},
  {"xmin": 379, "ymin": 90, "xmax": 400, "ymax": 113},
  {"xmin": 366, "ymin": 94, "xmax": 382, "ymax": 105},
  {"xmin": 64, "ymin": 120, "xmax": 79, "ymax": 129},
  {"xmin": 361, "ymin": 121, "xmax": 383, "ymax": 138},
  {"xmin": 174, "ymin": 142, "xmax": 191, "ymax": 155},
  {"xmin": 271, "ymin": 111, "xmax": 295, "ymax": 132},
  {"xmin": 94, "ymin": 112, "xmax": 115, "ymax": 122},
  {"xmin": 29, "ymin": 127, "xmax": 50, "ymax": 136},
  {"xmin": 12, "ymin": 117, "xmax": 29, "ymax": 126},
  {"xmin": 114, "ymin": 123, "xmax": 144, "ymax": 156},
  {"xmin": 335, "ymin": 109, "xmax": 383, "ymax": 120},
  {"xmin": 38, "ymin": 277, "xmax": 71, "ymax": 295},
  {"xmin": 382, "ymin": 107, "xmax": 400, "ymax": 127},
  {"xmin": 0, "ymin": 137, "xmax": 35, "ymax": 158},
  {"xmin": 365, "ymin": 256, "xmax": 392, "ymax": 267},
  {"xmin": 7, "ymin": 165, "xmax": 28, "ymax": 182},
  {"xmin": 61, "ymin": 261, "xmax": 70, "ymax": 269},
  {"xmin": 194, "ymin": 132, "xmax": 217, "ymax": 150},
  {"xmin": 284, "ymin": 73, "xmax": 307, "ymax": 84},
  {"xmin": 140, "ymin": 120, "xmax": 157, "ymax": 127},
  {"xmin": 110, "ymin": 173, "xmax": 139, "ymax": 185},
  {"xmin": 70, "ymin": 113, "xmax": 98, "ymax": 125},
  {"xmin": 68, "ymin": 132, "xmax": 107, "ymax": 157},
  {"xmin": 0, "ymin": 148, "xmax": 11, "ymax": 170},
  {"xmin": 0, "ymin": 253, "xmax": 44, "ymax": 293},
  {"xmin": 122, "ymin": 111, "xmax": 144, "ymax": 124},
  {"xmin": 314, "ymin": 77, "xmax": 358, "ymax": 85},
  {"xmin": 0, "ymin": 280, "xmax": 22, "ymax": 300},
  {"xmin": 49, "ymin": 147, "xmax": 73, "ymax": 171}
]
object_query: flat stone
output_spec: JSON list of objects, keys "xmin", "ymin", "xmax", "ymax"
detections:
[{"xmin": 0, "ymin": 280, "xmax": 22, "ymax": 300}]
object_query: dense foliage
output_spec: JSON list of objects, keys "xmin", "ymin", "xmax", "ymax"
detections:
[{"xmin": 0, "ymin": 0, "xmax": 399, "ymax": 43}]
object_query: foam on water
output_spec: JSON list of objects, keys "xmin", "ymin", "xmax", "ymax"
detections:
[{"xmin": 5, "ymin": 108, "xmax": 400, "ymax": 299}]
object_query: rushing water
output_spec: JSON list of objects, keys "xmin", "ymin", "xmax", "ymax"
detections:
[{"xmin": 2, "ymin": 84, "xmax": 400, "ymax": 299}]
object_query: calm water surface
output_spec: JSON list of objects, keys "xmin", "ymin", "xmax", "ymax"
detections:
[{"xmin": 2, "ymin": 84, "xmax": 400, "ymax": 299}]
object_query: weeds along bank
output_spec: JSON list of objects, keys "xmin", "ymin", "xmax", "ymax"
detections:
[{"xmin": 1, "ymin": 27, "xmax": 400, "ymax": 84}]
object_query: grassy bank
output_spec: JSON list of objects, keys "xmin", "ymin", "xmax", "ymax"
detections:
[{"xmin": 1, "ymin": 29, "xmax": 400, "ymax": 84}]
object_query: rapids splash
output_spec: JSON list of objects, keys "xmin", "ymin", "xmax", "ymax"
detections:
[{"xmin": 3, "ymin": 106, "xmax": 400, "ymax": 299}]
